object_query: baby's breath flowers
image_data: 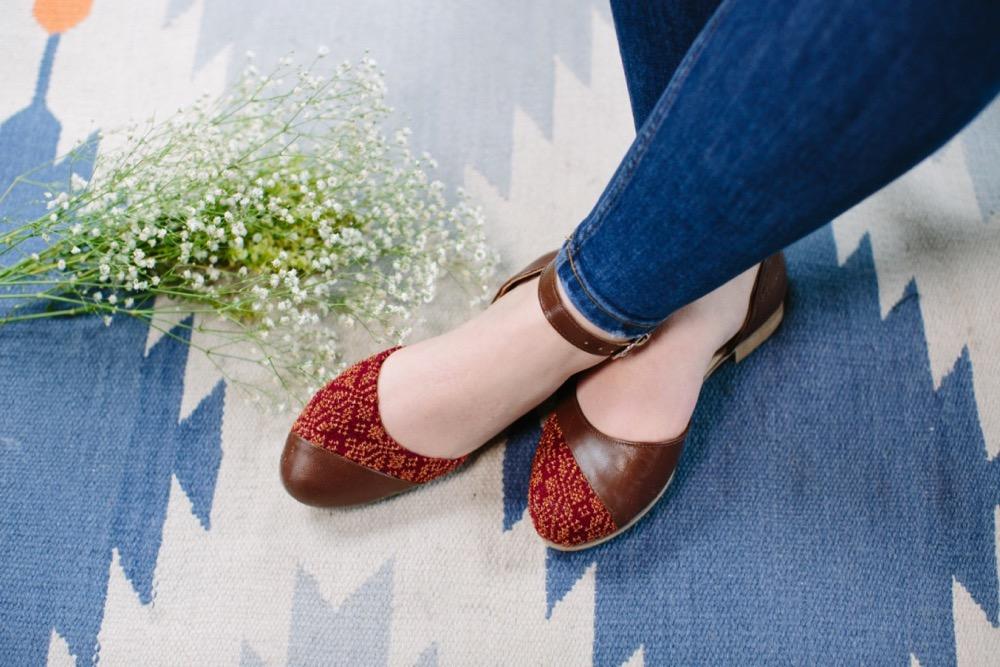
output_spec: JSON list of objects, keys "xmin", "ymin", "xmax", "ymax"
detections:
[{"xmin": 0, "ymin": 50, "xmax": 496, "ymax": 405}]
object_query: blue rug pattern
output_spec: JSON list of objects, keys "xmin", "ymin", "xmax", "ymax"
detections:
[{"xmin": 1, "ymin": 2, "xmax": 998, "ymax": 665}]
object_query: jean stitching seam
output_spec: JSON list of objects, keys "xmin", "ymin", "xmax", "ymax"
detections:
[
  {"xmin": 572, "ymin": 0, "xmax": 735, "ymax": 250},
  {"xmin": 564, "ymin": 243, "xmax": 661, "ymax": 331}
]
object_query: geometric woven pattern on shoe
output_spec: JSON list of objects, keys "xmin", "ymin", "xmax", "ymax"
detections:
[
  {"xmin": 528, "ymin": 412, "xmax": 617, "ymax": 547},
  {"xmin": 291, "ymin": 346, "xmax": 467, "ymax": 484}
]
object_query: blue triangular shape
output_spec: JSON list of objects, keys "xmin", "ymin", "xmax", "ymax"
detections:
[
  {"xmin": 175, "ymin": 379, "xmax": 226, "ymax": 529},
  {"xmin": 288, "ymin": 561, "xmax": 393, "ymax": 666}
]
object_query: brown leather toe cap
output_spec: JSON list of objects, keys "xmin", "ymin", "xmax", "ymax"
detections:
[{"xmin": 280, "ymin": 432, "xmax": 416, "ymax": 507}]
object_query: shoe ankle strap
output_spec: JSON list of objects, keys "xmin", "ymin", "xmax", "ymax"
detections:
[{"xmin": 537, "ymin": 262, "xmax": 649, "ymax": 358}]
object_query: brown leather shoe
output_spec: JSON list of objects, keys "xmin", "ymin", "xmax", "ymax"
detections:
[
  {"xmin": 527, "ymin": 253, "xmax": 788, "ymax": 550},
  {"xmin": 280, "ymin": 250, "xmax": 647, "ymax": 508}
]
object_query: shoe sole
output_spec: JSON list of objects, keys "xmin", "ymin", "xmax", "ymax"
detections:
[{"xmin": 543, "ymin": 300, "xmax": 786, "ymax": 552}]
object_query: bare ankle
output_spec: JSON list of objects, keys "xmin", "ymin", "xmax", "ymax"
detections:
[{"xmin": 554, "ymin": 274, "xmax": 631, "ymax": 346}]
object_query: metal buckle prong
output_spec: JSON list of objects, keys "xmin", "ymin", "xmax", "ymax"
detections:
[{"xmin": 612, "ymin": 332, "xmax": 652, "ymax": 359}]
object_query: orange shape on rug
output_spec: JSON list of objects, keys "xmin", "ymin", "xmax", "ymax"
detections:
[{"xmin": 33, "ymin": 0, "xmax": 93, "ymax": 34}]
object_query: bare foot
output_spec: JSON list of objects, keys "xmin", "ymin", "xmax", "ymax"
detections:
[
  {"xmin": 376, "ymin": 274, "xmax": 619, "ymax": 459},
  {"xmin": 574, "ymin": 265, "xmax": 759, "ymax": 442}
]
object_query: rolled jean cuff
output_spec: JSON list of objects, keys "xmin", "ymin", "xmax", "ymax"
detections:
[{"xmin": 554, "ymin": 241, "xmax": 662, "ymax": 341}]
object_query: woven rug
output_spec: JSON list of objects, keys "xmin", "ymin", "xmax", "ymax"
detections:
[{"xmin": 2, "ymin": 1, "xmax": 999, "ymax": 665}]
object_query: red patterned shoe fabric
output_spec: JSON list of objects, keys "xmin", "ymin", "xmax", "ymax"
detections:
[
  {"xmin": 528, "ymin": 413, "xmax": 617, "ymax": 548},
  {"xmin": 291, "ymin": 347, "xmax": 467, "ymax": 484}
]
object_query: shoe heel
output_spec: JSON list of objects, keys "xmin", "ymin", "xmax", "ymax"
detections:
[{"xmin": 733, "ymin": 302, "xmax": 784, "ymax": 363}]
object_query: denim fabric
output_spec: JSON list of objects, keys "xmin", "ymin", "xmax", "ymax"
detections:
[
  {"xmin": 557, "ymin": 0, "xmax": 1000, "ymax": 339},
  {"xmin": 610, "ymin": 0, "xmax": 722, "ymax": 132}
]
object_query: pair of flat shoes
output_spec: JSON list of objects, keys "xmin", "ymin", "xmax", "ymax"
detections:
[{"xmin": 281, "ymin": 251, "xmax": 787, "ymax": 550}]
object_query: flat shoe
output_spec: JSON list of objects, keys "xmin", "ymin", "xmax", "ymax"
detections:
[
  {"xmin": 280, "ymin": 249, "xmax": 647, "ymax": 507},
  {"xmin": 528, "ymin": 253, "xmax": 788, "ymax": 549}
]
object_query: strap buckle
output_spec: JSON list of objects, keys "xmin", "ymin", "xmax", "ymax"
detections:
[{"xmin": 612, "ymin": 332, "xmax": 652, "ymax": 359}]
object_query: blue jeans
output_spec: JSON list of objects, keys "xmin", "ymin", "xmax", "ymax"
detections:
[{"xmin": 556, "ymin": 0, "xmax": 1000, "ymax": 339}]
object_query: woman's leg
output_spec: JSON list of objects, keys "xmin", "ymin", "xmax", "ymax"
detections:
[
  {"xmin": 372, "ymin": 2, "xmax": 740, "ymax": 460},
  {"xmin": 374, "ymin": 0, "xmax": 998, "ymax": 460},
  {"xmin": 560, "ymin": 0, "xmax": 1000, "ymax": 340},
  {"xmin": 587, "ymin": 0, "xmax": 759, "ymax": 442},
  {"xmin": 610, "ymin": 0, "xmax": 722, "ymax": 131}
]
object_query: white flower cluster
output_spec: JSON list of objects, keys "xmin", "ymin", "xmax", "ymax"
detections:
[{"xmin": 1, "ymin": 49, "xmax": 497, "ymax": 405}]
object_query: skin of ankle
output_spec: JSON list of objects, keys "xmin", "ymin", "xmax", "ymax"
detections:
[
  {"xmin": 376, "ymin": 276, "xmax": 608, "ymax": 459},
  {"xmin": 554, "ymin": 273, "xmax": 632, "ymax": 345},
  {"xmin": 573, "ymin": 264, "xmax": 761, "ymax": 442}
]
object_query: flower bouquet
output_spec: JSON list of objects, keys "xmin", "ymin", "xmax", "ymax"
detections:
[{"xmin": 0, "ymin": 50, "xmax": 496, "ymax": 407}]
